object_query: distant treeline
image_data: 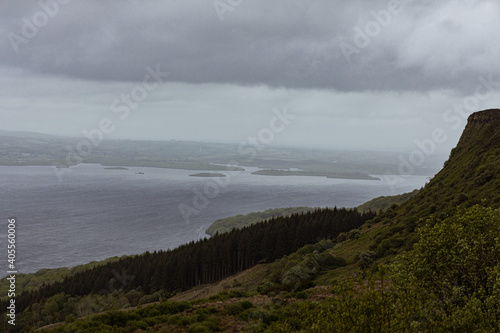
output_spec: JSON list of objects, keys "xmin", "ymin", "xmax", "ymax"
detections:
[{"xmin": 14, "ymin": 208, "xmax": 374, "ymax": 313}]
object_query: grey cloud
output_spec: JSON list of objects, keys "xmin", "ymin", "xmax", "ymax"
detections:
[{"xmin": 0, "ymin": 0, "xmax": 499, "ymax": 92}]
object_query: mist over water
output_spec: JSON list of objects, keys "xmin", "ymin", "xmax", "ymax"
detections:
[{"xmin": 0, "ymin": 163, "xmax": 428, "ymax": 274}]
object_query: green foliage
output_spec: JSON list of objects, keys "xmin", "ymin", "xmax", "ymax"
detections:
[
  {"xmin": 257, "ymin": 281, "xmax": 278, "ymax": 295},
  {"xmin": 264, "ymin": 281, "xmax": 410, "ymax": 332},
  {"xmin": 454, "ymin": 192, "xmax": 469, "ymax": 205},
  {"xmin": 187, "ymin": 315, "xmax": 221, "ymax": 332},
  {"xmin": 336, "ymin": 232, "xmax": 348, "ymax": 242},
  {"xmin": 208, "ymin": 290, "xmax": 248, "ymax": 302},
  {"xmin": 348, "ymin": 228, "xmax": 360, "ymax": 239},
  {"xmin": 225, "ymin": 300, "xmax": 255, "ymax": 316},
  {"xmin": 188, "ymin": 322, "xmax": 213, "ymax": 333},
  {"xmin": 356, "ymin": 251, "xmax": 376, "ymax": 270},
  {"xmin": 259, "ymin": 239, "xmax": 346, "ymax": 293},
  {"xmin": 138, "ymin": 291, "xmax": 161, "ymax": 304},
  {"xmin": 393, "ymin": 205, "xmax": 500, "ymax": 301},
  {"xmin": 389, "ymin": 205, "xmax": 500, "ymax": 331},
  {"xmin": 64, "ymin": 314, "xmax": 76, "ymax": 323},
  {"xmin": 249, "ymin": 205, "xmax": 500, "ymax": 332},
  {"xmin": 36, "ymin": 299, "xmax": 193, "ymax": 332},
  {"xmin": 376, "ymin": 236, "xmax": 405, "ymax": 257},
  {"xmin": 474, "ymin": 170, "xmax": 494, "ymax": 186}
]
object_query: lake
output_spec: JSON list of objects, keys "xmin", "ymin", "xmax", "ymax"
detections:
[{"xmin": 0, "ymin": 163, "xmax": 429, "ymax": 274}]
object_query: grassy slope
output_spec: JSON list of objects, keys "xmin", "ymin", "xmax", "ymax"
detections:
[{"xmin": 356, "ymin": 189, "xmax": 421, "ymax": 213}]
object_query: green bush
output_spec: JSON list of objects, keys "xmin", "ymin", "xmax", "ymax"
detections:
[
  {"xmin": 391, "ymin": 205, "xmax": 500, "ymax": 331},
  {"xmin": 188, "ymin": 315, "xmax": 220, "ymax": 332},
  {"xmin": 64, "ymin": 314, "xmax": 76, "ymax": 323},
  {"xmin": 336, "ymin": 232, "xmax": 348, "ymax": 242},
  {"xmin": 294, "ymin": 291, "xmax": 308, "ymax": 299},
  {"xmin": 376, "ymin": 237, "xmax": 404, "ymax": 257},
  {"xmin": 318, "ymin": 253, "xmax": 346, "ymax": 268},
  {"xmin": 188, "ymin": 322, "xmax": 212, "ymax": 333},
  {"xmin": 125, "ymin": 288, "xmax": 143, "ymax": 306},
  {"xmin": 157, "ymin": 300, "xmax": 192, "ymax": 315},
  {"xmin": 348, "ymin": 229, "xmax": 360, "ymax": 240},
  {"xmin": 128, "ymin": 319, "xmax": 149, "ymax": 330},
  {"xmin": 474, "ymin": 170, "xmax": 493, "ymax": 186},
  {"xmin": 257, "ymin": 281, "xmax": 277, "ymax": 295},
  {"xmin": 225, "ymin": 300, "xmax": 254, "ymax": 316},
  {"xmin": 357, "ymin": 251, "xmax": 376, "ymax": 269},
  {"xmin": 195, "ymin": 307, "xmax": 218, "ymax": 315},
  {"xmin": 454, "ymin": 192, "xmax": 469, "ymax": 205},
  {"xmin": 296, "ymin": 243, "xmax": 317, "ymax": 256},
  {"xmin": 228, "ymin": 290, "xmax": 246, "ymax": 298},
  {"xmin": 138, "ymin": 291, "xmax": 161, "ymax": 305}
]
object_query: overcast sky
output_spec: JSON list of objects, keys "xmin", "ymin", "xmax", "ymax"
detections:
[{"xmin": 0, "ymin": 0, "xmax": 499, "ymax": 152}]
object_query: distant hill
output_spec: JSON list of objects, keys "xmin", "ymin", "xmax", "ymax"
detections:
[
  {"xmin": 205, "ymin": 207, "xmax": 316, "ymax": 236},
  {"xmin": 0, "ymin": 129, "xmax": 51, "ymax": 138}
]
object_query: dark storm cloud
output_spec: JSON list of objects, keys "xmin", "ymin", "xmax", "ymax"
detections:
[{"xmin": 0, "ymin": 0, "xmax": 499, "ymax": 92}]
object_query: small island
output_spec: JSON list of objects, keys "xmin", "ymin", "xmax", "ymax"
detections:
[
  {"xmin": 189, "ymin": 173, "xmax": 227, "ymax": 178},
  {"xmin": 251, "ymin": 169, "xmax": 379, "ymax": 180}
]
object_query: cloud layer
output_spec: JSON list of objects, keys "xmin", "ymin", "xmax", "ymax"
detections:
[{"xmin": 1, "ymin": 0, "xmax": 499, "ymax": 91}]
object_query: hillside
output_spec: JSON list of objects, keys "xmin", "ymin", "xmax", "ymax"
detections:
[
  {"xmin": 2, "ymin": 109, "xmax": 499, "ymax": 332},
  {"xmin": 205, "ymin": 207, "xmax": 315, "ymax": 236},
  {"xmin": 333, "ymin": 109, "xmax": 500, "ymax": 262},
  {"xmin": 3, "ymin": 208, "xmax": 375, "ymax": 331},
  {"xmin": 379, "ymin": 109, "xmax": 500, "ymax": 230},
  {"xmin": 356, "ymin": 189, "xmax": 421, "ymax": 213}
]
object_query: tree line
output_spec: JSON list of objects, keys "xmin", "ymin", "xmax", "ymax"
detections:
[{"xmin": 13, "ymin": 207, "xmax": 375, "ymax": 313}]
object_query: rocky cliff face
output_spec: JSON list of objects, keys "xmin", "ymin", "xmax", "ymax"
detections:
[
  {"xmin": 422, "ymin": 108, "xmax": 500, "ymax": 211},
  {"xmin": 452, "ymin": 109, "xmax": 500, "ymax": 157},
  {"xmin": 467, "ymin": 109, "xmax": 500, "ymax": 123}
]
